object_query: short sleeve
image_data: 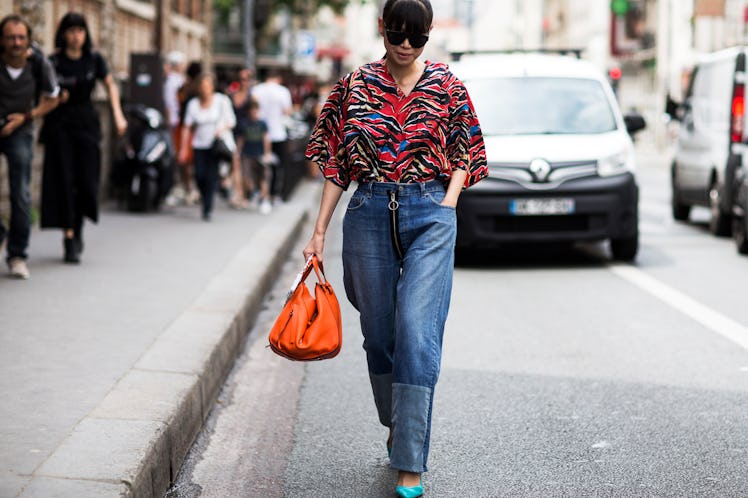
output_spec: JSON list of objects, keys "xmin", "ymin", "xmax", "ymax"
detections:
[
  {"xmin": 93, "ymin": 52, "xmax": 109, "ymax": 80},
  {"xmin": 446, "ymin": 76, "xmax": 488, "ymax": 188},
  {"xmin": 183, "ymin": 98, "xmax": 197, "ymax": 127},
  {"xmin": 38, "ymin": 53, "xmax": 59, "ymax": 96},
  {"xmin": 304, "ymin": 74, "xmax": 352, "ymax": 189}
]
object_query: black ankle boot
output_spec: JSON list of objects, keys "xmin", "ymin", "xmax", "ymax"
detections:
[
  {"xmin": 74, "ymin": 235, "xmax": 84, "ymax": 255},
  {"xmin": 64, "ymin": 237, "xmax": 80, "ymax": 263}
]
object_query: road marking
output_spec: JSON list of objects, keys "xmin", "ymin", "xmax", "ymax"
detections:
[{"xmin": 609, "ymin": 264, "xmax": 748, "ymax": 351}]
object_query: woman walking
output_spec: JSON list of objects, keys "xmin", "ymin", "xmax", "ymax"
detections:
[
  {"xmin": 303, "ymin": 0, "xmax": 487, "ymax": 496},
  {"xmin": 179, "ymin": 73, "xmax": 236, "ymax": 221},
  {"xmin": 40, "ymin": 12, "xmax": 127, "ymax": 263}
]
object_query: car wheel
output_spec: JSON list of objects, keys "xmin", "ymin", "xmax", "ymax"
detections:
[
  {"xmin": 734, "ymin": 217, "xmax": 748, "ymax": 254},
  {"xmin": 671, "ymin": 165, "xmax": 691, "ymax": 221},
  {"xmin": 708, "ymin": 181, "xmax": 732, "ymax": 236},
  {"xmin": 610, "ymin": 234, "xmax": 638, "ymax": 262},
  {"xmin": 733, "ymin": 190, "xmax": 748, "ymax": 254}
]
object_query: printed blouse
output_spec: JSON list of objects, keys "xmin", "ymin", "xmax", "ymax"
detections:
[{"xmin": 305, "ymin": 59, "xmax": 488, "ymax": 190}]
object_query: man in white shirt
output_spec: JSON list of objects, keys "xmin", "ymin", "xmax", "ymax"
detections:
[
  {"xmin": 251, "ymin": 70, "xmax": 292, "ymax": 202},
  {"xmin": 163, "ymin": 51, "xmax": 186, "ymax": 130}
]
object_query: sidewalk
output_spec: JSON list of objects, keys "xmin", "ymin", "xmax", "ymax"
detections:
[{"xmin": 0, "ymin": 180, "xmax": 321, "ymax": 498}]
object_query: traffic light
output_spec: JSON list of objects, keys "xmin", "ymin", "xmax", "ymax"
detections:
[
  {"xmin": 611, "ymin": 0, "xmax": 646, "ymax": 56},
  {"xmin": 611, "ymin": 0, "xmax": 629, "ymax": 16},
  {"xmin": 608, "ymin": 66, "xmax": 622, "ymax": 95}
]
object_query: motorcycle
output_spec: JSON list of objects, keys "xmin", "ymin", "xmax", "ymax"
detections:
[{"xmin": 111, "ymin": 104, "xmax": 174, "ymax": 212}]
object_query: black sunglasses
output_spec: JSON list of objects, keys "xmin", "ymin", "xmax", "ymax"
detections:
[{"xmin": 385, "ymin": 29, "xmax": 429, "ymax": 49}]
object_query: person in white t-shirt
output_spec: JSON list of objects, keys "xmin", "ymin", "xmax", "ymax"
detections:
[
  {"xmin": 251, "ymin": 70, "xmax": 292, "ymax": 202},
  {"xmin": 179, "ymin": 73, "xmax": 236, "ymax": 221},
  {"xmin": 163, "ymin": 51, "xmax": 185, "ymax": 131}
]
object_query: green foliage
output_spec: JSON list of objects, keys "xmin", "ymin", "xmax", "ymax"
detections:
[
  {"xmin": 214, "ymin": 0, "xmax": 370, "ymax": 21},
  {"xmin": 275, "ymin": 0, "xmax": 352, "ymax": 15},
  {"xmin": 215, "ymin": 0, "xmax": 235, "ymax": 25}
]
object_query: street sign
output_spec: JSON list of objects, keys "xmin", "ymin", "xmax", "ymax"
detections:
[{"xmin": 296, "ymin": 31, "xmax": 315, "ymax": 57}]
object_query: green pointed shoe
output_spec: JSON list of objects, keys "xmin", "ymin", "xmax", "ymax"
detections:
[{"xmin": 395, "ymin": 480, "xmax": 423, "ymax": 498}]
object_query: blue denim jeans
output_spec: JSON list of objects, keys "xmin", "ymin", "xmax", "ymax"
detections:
[
  {"xmin": 0, "ymin": 130, "xmax": 33, "ymax": 261},
  {"xmin": 342, "ymin": 180, "xmax": 456, "ymax": 473}
]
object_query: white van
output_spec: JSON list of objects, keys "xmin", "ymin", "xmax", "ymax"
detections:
[
  {"xmin": 669, "ymin": 46, "xmax": 747, "ymax": 236},
  {"xmin": 451, "ymin": 52, "xmax": 646, "ymax": 261}
]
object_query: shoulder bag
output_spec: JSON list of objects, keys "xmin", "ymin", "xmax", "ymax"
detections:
[{"xmin": 211, "ymin": 94, "xmax": 236, "ymax": 163}]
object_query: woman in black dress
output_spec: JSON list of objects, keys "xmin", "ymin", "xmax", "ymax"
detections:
[{"xmin": 40, "ymin": 12, "xmax": 127, "ymax": 263}]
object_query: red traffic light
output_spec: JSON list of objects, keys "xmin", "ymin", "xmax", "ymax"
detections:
[{"xmin": 609, "ymin": 67, "xmax": 623, "ymax": 80}]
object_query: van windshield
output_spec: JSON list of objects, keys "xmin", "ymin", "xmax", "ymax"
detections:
[{"xmin": 464, "ymin": 77, "xmax": 618, "ymax": 136}]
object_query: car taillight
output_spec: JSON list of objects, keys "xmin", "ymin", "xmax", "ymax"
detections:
[{"xmin": 731, "ymin": 83, "xmax": 745, "ymax": 143}]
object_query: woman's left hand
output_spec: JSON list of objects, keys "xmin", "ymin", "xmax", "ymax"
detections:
[
  {"xmin": 440, "ymin": 193, "xmax": 459, "ymax": 208},
  {"xmin": 115, "ymin": 116, "xmax": 128, "ymax": 137}
]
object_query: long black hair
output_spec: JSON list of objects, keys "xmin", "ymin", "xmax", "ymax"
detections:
[
  {"xmin": 382, "ymin": 0, "xmax": 433, "ymax": 33},
  {"xmin": 54, "ymin": 12, "xmax": 93, "ymax": 53}
]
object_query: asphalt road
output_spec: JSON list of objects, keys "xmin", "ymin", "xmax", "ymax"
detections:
[{"xmin": 167, "ymin": 142, "xmax": 748, "ymax": 498}]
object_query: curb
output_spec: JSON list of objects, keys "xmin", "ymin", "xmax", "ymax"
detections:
[{"xmin": 18, "ymin": 181, "xmax": 322, "ymax": 498}]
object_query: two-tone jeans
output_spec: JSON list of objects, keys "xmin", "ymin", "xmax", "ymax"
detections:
[{"xmin": 342, "ymin": 180, "xmax": 456, "ymax": 473}]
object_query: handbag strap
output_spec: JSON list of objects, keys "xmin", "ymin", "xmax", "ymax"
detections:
[{"xmin": 284, "ymin": 255, "xmax": 327, "ymax": 302}]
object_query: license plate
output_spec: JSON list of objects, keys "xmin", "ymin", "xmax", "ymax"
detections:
[{"xmin": 509, "ymin": 198, "xmax": 575, "ymax": 215}]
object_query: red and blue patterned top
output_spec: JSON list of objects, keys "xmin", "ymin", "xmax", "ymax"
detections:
[{"xmin": 305, "ymin": 59, "xmax": 488, "ymax": 190}]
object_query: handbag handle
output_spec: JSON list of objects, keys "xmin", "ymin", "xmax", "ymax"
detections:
[{"xmin": 284, "ymin": 255, "xmax": 327, "ymax": 302}]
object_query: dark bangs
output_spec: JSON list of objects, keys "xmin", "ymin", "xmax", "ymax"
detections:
[
  {"xmin": 383, "ymin": 0, "xmax": 433, "ymax": 33},
  {"xmin": 54, "ymin": 12, "xmax": 93, "ymax": 52}
]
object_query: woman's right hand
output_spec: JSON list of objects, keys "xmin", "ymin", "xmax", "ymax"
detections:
[{"xmin": 303, "ymin": 232, "xmax": 325, "ymax": 263}]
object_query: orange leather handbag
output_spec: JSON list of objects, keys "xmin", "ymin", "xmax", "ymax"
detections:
[{"xmin": 268, "ymin": 255, "xmax": 342, "ymax": 361}]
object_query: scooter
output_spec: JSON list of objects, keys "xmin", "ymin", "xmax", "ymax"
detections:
[{"xmin": 111, "ymin": 104, "xmax": 174, "ymax": 212}]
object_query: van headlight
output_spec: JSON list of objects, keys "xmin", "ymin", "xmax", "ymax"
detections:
[{"xmin": 597, "ymin": 150, "xmax": 634, "ymax": 177}]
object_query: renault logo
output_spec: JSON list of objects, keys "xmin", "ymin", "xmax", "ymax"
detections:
[{"xmin": 529, "ymin": 158, "xmax": 551, "ymax": 182}]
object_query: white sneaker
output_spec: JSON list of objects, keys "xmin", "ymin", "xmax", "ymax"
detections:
[
  {"xmin": 8, "ymin": 258, "xmax": 29, "ymax": 279},
  {"xmin": 259, "ymin": 199, "xmax": 272, "ymax": 215},
  {"xmin": 185, "ymin": 189, "xmax": 200, "ymax": 206}
]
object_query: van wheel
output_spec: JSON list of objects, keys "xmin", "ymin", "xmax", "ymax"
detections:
[
  {"xmin": 671, "ymin": 165, "xmax": 691, "ymax": 221},
  {"xmin": 733, "ymin": 189, "xmax": 748, "ymax": 254},
  {"xmin": 734, "ymin": 215, "xmax": 748, "ymax": 254},
  {"xmin": 611, "ymin": 234, "xmax": 638, "ymax": 261},
  {"xmin": 708, "ymin": 182, "xmax": 732, "ymax": 236},
  {"xmin": 672, "ymin": 200, "xmax": 691, "ymax": 221}
]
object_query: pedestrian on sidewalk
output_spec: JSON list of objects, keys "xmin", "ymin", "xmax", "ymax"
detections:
[
  {"xmin": 173, "ymin": 61, "xmax": 202, "ymax": 206},
  {"xmin": 179, "ymin": 73, "xmax": 236, "ymax": 221},
  {"xmin": 39, "ymin": 12, "xmax": 127, "ymax": 264},
  {"xmin": 251, "ymin": 69, "xmax": 292, "ymax": 203},
  {"xmin": 0, "ymin": 14, "xmax": 59, "ymax": 279},
  {"xmin": 235, "ymin": 99, "xmax": 273, "ymax": 214},
  {"xmin": 229, "ymin": 67, "xmax": 255, "ymax": 120},
  {"xmin": 303, "ymin": 0, "xmax": 487, "ymax": 496}
]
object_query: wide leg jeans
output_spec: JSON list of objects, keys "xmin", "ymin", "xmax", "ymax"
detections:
[{"xmin": 342, "ymin": 180, "xmax": 456, "ymax": 473}]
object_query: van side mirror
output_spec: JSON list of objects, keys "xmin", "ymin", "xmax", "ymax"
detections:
[
  {"xmin": 665, "ymin": 94, "xmax": 681, "ymax": 121},
  {"xmin": 624, "ymin": 112, "xmax": 646, "ymax": 135}
]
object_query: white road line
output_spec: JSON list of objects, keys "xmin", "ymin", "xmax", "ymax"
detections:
[{"xmin": 609, "ymin": 264, "xmax": 748, "ymax": 351}]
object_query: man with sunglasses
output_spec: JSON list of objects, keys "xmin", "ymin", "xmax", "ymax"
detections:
[
  {"xmin": 0, "ymin": 14, "xmax": 58, "ymax": 279},
  {"xmin": 303, "ymin": 0, "xmax": 487, "ymax": 496}
]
